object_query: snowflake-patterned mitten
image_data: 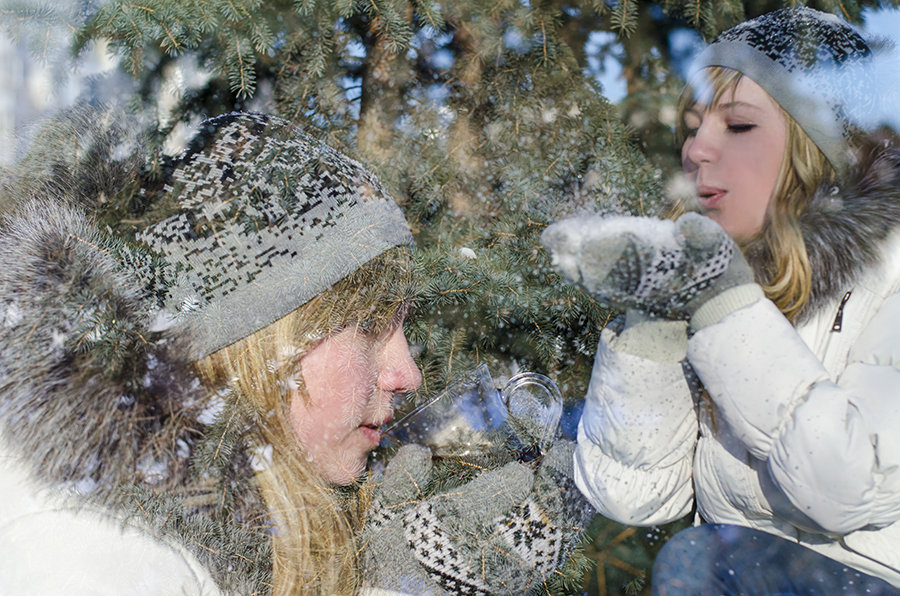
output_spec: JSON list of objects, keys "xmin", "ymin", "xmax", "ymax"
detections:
[
  {"xmin": 541, "ymin": 212, "xmax": 756, "ymax": 322},
  {"xmin": 360, "ymin": 441, "xmax": 594, "ymax": 595}
]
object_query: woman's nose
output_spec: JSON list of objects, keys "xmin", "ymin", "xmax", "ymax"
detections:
[
  {"xmin": 683, "ymin": 123, "xmax": 718, "ymax": 170},
  {"xmin": 378, "ymin": 326, "xmax": 422, "ymax": 394}
]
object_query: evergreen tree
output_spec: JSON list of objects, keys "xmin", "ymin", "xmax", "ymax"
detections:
[{"xmin": 3, "ymin": 0, "xmax": 898, "ymax": 593}]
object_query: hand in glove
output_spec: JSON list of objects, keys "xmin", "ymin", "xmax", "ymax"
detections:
[
  {"xmin": 541, "ymin": 212, "xmax": 758, "ymax": 325},
  {"xmin": 360, "ymin": 441, "xmax": 594, "ymax": 595}
]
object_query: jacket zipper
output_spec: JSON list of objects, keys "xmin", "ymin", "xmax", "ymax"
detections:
[{"xmin": 831, "ymin": 291, "xmax": 853, "ymax": 332}]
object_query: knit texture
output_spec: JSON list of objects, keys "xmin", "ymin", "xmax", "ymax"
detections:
[
  {"xmin": 541, "ymin": 212, "xmax": 754, "ymax": 321},
  {"xmin": 136, "ymin": 112, "xmax": 413, "ymax": 360},
  {"xmin": 691, "ymin": 7, "xmax": 872, "ymax": 175},
  {"xmin": 361, "ymin": 442, "xmax": 594, "ymax": 595}
]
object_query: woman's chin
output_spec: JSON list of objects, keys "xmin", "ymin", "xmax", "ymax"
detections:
[{"xmin": 318, "ymin": 455, "xmax": 367, "ymax": 486}]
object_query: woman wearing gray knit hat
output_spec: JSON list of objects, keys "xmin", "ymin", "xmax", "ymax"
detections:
[
  {"xmin": 541, "ymin": 6, "xmax": 900, "ymax": 595},
  {"xmin": 0, "ymin": 110, "xmax": 591, "ymax": 594}
]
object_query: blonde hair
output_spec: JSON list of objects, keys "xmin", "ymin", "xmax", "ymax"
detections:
[
  {"xmin": 195, "ymin": 246, "xmax": 415, "ymax": 595},
  {"xmin": 674, "ymin": 66, "xmax": 835, "ymax": 320}
]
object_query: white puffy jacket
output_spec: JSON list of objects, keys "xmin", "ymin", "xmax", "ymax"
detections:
[
  {"xmin": 0, "ymin": 443, "xmax": 222, "ymax": 595},
  {"xmin": 576, "ymin": 210, "xmax": 900, "ymax": 585}
]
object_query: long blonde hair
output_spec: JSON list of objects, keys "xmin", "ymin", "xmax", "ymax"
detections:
[
  {"xmin": 674, "ymin": 66, "xmax": 836, "ymax": 320},
  {"xmin": 195, "ymin": 246, "xmax": 416, "ymax": 595}
]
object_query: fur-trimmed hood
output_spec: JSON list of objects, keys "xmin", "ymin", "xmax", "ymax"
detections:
[
  {"xmin": 0, "ymin": 199, "xmax": 200, "ymax": 495},
  {"xmin": 0, "ymin": 197, "xmax": 271, "ymax": 592},
  {"xmin": 0, "ymin": 106, "xmax": 416, "ymax": 594},
  {"xmin": 748, "ymin": 139, "xmax": 900, "ymax": 321}
]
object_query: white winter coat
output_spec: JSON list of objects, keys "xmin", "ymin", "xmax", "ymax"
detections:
[
  {"xmin": 0, "ymin": 441, "xmax": 221, "ymax": 595},
  {"xmin": 575, "ymin": 150, "xmax": 900, "ymax": 586}
]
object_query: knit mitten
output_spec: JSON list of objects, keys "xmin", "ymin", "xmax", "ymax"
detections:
[
  {"xmin": 360, "ymin": 441, "xmax": 594, "ymax": 595},
  {"xmin": 541, "ymin": 212, "xmax": 756, "ymax": 322}
]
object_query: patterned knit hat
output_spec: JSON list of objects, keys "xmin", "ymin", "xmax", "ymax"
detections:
[
  {"xmin": 690, "ymin": 7, "xmax": 874, "ymax": 176},
  {"xmin": 137, "ymin": 112, "xmax": 413, "ymax": 360}
]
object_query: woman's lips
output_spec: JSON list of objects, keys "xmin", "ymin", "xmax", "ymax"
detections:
[
  {"xmin": 697, "ymin": 185, "xmax": 726, "ymax": 209},
  {"xmin": 360, "ymin": 415, "xmax": 392, "ymax": 446},
  {"xmin": 359, "ymin": 424, "xmax": 382, "ymax": 446}
]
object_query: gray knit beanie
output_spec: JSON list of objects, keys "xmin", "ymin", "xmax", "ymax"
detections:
[
  {"xmin": 137, "ymin": 112, "xmax": 413, "ymax": 360},
  {"xmin": 690, "ymin": 7, "xmax": 874, "ymax": 176}
]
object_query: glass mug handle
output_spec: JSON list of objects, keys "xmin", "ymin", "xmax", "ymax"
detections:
[{"xmin": 501, "ymin": 370, "xmax": 564, "ymax": 458}]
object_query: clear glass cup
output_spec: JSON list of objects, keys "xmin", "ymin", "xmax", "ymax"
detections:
[{"xmin": 381, "ymin": 363, "xmax": 563, "ymax": 458}]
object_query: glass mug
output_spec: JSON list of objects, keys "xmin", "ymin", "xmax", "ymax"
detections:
[{"xmin": 381, "ymin": 364, "xmax": 563, "ymax": 458}]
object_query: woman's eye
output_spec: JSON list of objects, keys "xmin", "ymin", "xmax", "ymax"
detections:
[
  {"xmin": 727, "ymin": 123, "xmax": 756, "ymax": 133},
  {"xmin": 682, "ymin": 108, "xmax": 702, "ymax": 131}
]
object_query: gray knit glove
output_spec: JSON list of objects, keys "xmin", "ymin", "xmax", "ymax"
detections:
[
  {"xmin": 360, "ymin": 442, "xmax": 594, "ymax": 595},
  {"xmin": 541, "ymin": 212, "xmax": 754, "ymax": 321}
]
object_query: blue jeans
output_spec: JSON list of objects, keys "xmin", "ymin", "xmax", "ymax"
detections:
[{"xmin": 652, "ymin": 524, "xmax": 900, "ymax": 596}]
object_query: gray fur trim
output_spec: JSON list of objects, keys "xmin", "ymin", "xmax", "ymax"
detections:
[
  {"xmin": 801, "ymin": 144, "xmax": 900, "ymax": 317},
  {"xmin": 0, "ymin": 199, "xmax": 273, "ymax": 593},
  {"xmin": 746, "ymin": 142, "xmax": 900, "ymax": 321},
  {"xmin": 0, "ymin": 200, "xmax": 202, "ymax": 498}
]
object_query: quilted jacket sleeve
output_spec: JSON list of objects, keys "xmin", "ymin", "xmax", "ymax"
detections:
[
  {"xmin": 575, "ymin": 315, "xmax": 698, "ymax": 526},
  {"xmin": 688, "ymin": 291, "xmax": 900, "ymax": 534}
]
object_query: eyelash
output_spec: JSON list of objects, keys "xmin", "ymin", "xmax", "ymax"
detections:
[{"xmin": 727, "ymin": 123, "xmax": 756, "ymax": 133}]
